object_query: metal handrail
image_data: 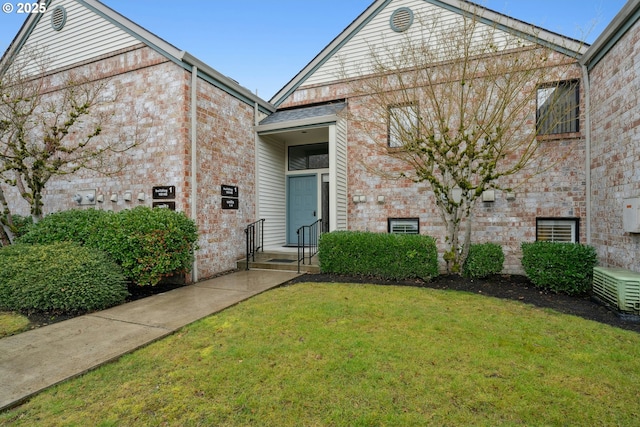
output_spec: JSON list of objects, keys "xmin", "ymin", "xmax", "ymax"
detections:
[
  {"xmin": 297, "ymin": 218, "xmax": 322, "ymax": 273},
  {"xmin": 244, "ymin": 219, "xmax": 265, "ymax": 270}
]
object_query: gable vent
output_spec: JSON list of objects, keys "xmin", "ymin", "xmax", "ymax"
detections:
[
  {"xmin": 390, "ymin": 7, "xmax": 413, "ymax": 33},
  {"xmin": 51, "ymin": 6, "xmax": 67, "ymax": 31}
]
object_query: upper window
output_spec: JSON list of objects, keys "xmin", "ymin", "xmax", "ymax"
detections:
[
  {"xmin": 536, "ymin": 80, "xmax": 579, "ymax": 135},
  {"xmin": 536, "ymin": 218, "xmax": 579, "ymax": 243},
  {"xmin": 388, "ymin": 218, "xmax": 420, "ymax": 234},
  {"xmin": 388, "ymin": 103, "xmax": 419, "ymax": 148},
  {"xmin": 288, "ymin": 143, "xmax": 329, "ymax": 171}
]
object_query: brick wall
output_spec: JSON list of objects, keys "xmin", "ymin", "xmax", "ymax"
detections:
[
  {"xmin": 3, "ymin": 45, "xmax": 259, "ymax": 280},
  {"xmin": 589, "ymin": 18, "xmax": 640, "ymax": 272},
  {"xmin": 193, "ymin": 76, "xmax": 257, "ymax": 279},
  {"xmin": 279, "ymin": 62, "xmax": 587, "ymax": 274}
]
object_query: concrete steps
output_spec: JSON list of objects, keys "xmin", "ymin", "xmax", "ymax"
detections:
[{"xmin": 237, "ymin": 250, "xmax": 320, "ymax": 273}]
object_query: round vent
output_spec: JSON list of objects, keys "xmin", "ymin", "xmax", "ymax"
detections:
[
  {"xmin": 51, "ymin": 6, "xmax": 67, "ymax": 31},
  {"xmin": 390, "ymin": 7, "xmax": 413, "ymax": 33}
]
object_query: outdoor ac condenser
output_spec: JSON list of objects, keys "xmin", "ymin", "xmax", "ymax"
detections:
[{"xmin": 592, "ymin": 267, "xmax": 640, "ymax": 314}]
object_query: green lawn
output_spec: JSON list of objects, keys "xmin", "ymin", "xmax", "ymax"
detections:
[
  {"xmin": 2, "ymin": 282, "xmax": 640, "ymax": 426},
  {"xmin": 0, "ymin": 312, "xmax": 30, "ymax": 338}
]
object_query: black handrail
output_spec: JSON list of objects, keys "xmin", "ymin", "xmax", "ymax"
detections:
[
  {"xmin": 297, "ymin": 218, "xmax": 322, "ymax": 273},
  {"xmin": 244, "ymin": 219, "xmax": 265, "ymax": 270}
]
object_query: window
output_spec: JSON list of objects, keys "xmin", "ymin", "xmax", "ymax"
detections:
[
  {"xmin": 388, "ymin": 218, "xmax": 420, "ymax": 234},
  {"xmin": 288, "ymin": 143, "xmax": 329, "ymax": 171},
  {"xmin": 536, "ymin": 218, "xmax": 579, "ymax": 243},
  {"xmin": 536, "ymin": 80, "xmax": 579, "ymax": 135},
  {"xmin": 388, "ymin": 103, "xmax": 419, "ymax": 148}
]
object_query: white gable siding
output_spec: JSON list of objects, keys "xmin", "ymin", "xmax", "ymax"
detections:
[
  {"xmin": 332, "ymin": 117, "xmax": 348, "ymax": 230},
  {"xmin": 16, "ymin": 0, "xmax": 139, "ymax": 74},
  {"xmin": 257, "ymin": 136, "xmax": 287, "ymax": 247},
  {"xmin": 303, "ymin": 0, "xmax": 529, "ymax": 88}
]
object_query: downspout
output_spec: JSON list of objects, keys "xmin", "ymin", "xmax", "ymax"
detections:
[
  {"xmin": 191, "ymin": 65, "xmax": 199, "ymax": 282},
  {"xmin": 254, "ymin": 96, "xmax": 259, "ymax": 222},
  {"xmin": 581, "ymin": 63, "xmax": 592, "ymax": 245}
]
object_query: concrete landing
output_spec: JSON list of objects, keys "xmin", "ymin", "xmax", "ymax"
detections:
[{"xmin": 0, "ymin": 269, "xmax": 300, "ymax": 411}]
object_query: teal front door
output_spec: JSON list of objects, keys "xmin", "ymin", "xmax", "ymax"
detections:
[{"xmin": 287, "ymin": 175, "xmax": 317, "ymax": 245}]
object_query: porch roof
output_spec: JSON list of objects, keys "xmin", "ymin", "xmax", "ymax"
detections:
[{"xmin": 259, "ymin": 102, "xmax": 346, "ymax": 127}]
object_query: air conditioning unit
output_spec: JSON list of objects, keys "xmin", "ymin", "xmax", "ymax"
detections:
[{"xmin": 592, "ymin": 267, "xmax": 640, "ymax": 314}]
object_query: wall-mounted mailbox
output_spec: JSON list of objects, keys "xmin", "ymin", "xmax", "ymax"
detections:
[{"xmin": 623, "ymin": 197, "xmax": 640, "ymax": 233}]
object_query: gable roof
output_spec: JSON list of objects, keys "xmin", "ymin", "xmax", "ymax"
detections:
[
  {"xmin": 0, "ymin": 0, "xmax": 275, "ymax": 114},
  {"xmin": 270, "ymin": 0, "xmax": 588, "ymax": 107},
  {"xmin": 580, "ymin": 0, "xmax": 640, "ymax": 71}
]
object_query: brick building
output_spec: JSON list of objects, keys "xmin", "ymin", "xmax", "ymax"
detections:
[
  {"xmin": 0, "ymin": 0, "xmax": 274, "ymax": 281},
  {"xmin": 1, "ymin": 0, "xmax": 638, "ymax": 278},
  {"xmin": 259, "ymin": 0, "xmax": 589, "ymax": 274},
  {"xmin": 581, "ymin": 0, "xmax": 640, "ymax": 272}
]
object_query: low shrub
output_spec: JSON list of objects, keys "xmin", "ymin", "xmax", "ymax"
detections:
[
  {"xmin": 18, "ymin": 209, "xmax": 107, "ymax": 245},
  {"xmin": 521, "ymin": 242, "xmax": 598, "ymax": 295},
  {"xmin": 0, "ymin": 242, "xmax": 129, "ymax": 314},
  {"xmin": 319, "ymin": 231, "xmax": 438, "ymax": 280},
  {"xmin": 87, "ymin": 207, "xmax": 199, "ymax": 286},
  {"xmin": 17, "ymin": 207, "xmax": 199, "ymax": 286},
  {"xmin": 463, "ymin": 243, "xmax": 504, "ymax": 279}
]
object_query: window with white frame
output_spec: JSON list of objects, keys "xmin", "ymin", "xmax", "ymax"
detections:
[
  {"xmin": 536, "ymin": 218, "xmax": 579, "ymax": 243},
  {"xmin": 388, "ymin": 103, "xmax": 419, "ymax": 148},
  {"xmin": 388, "ymin": 218, "xmax": 420, "ymax": 234},
  {"xmin": 536, "ymin": 80, "xmax": 579, "ymax": 135}
]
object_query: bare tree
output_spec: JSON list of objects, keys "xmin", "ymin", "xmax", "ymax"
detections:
[
  {"xmin": 0, "ymin": 47, "xmax": 148, "ymax": 239},
  {"xmin": 342, "ymin": 8, "xmax": 584, "ymax": 273}
]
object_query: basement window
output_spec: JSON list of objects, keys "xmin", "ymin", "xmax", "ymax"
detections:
[
  {"xmin": 536, "ymin": 218, "xmax": 579, "ymax": 243},
  {"xmin": 388, "ymin": 218, "xmax": 419, "ymax": 234}
]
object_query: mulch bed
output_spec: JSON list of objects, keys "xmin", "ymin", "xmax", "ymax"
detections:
[
  {"xmin": 288, "ymin": 273, "xmax": 640, "ymax": 334},
  {"xmin": 21, "ymin": 272, "xmax": 640, "ymax": 334}
]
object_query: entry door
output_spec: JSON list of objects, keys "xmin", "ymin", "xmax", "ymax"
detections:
[{"xmin": 287, "ymin": 175, "xmax": 317, "ymax": 245}]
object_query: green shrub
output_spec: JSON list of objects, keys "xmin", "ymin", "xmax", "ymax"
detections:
[
  {"xmin": 0, "ymin": 242, "xmax": 129, "ymax": 314},
  {"xmin": 318, "ymin": 231, "xmax": 438, "ymax": 281},
  {"xmin": 17, "ymin": 207, "xmax": 199, "ymax": 287},
  {"xmin": 18, "ymin": 209, "xmax": 107, "ymax": 245},
  {"xmin": 1, "ymin": 214, "xmax": 33, "ymax": 246},
  {"xmin": 521, "ymin": 242, "xmax": 598, "ymax": 295},
  {"xmin": 463, "ymin": 243, "xmax": 504, "ymax": 279},
  {"xmin": 87, "ymin": 207, "xmax": 199, "ymax": 286}
]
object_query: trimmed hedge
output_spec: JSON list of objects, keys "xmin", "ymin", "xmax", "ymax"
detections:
[
  {"xmin": 0, "ymin": 242, "xmax": 129, "ymax": 313},
  {"xmin": 18, "ymin": 209, "xmax": 106, "ymax": 245},
  {"xmin": 87, "ymin": 207, "xmax": 198, "ymax": 286},
  {"xmin": 463, "ymin": 243, "xmax": 504, "ymax": 279},
  {"xmin": 521, "ymin": 242, "xmax": 598, "ymax": 295},
  {"xmin": 319, "ymin": 231, "xmax": 438, "ymax": 280},
  {"xmin": 18, "ymin": 207, "xmax": 199, "ymax": 286}
]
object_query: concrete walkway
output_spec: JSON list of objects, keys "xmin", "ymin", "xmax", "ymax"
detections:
[{"xmin": 0, "ymin": 269, "xmax": 300, "ymax": 411}]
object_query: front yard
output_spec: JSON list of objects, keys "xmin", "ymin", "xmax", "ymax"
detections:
[{"xmin": 1, "ymin": 281, "xmax": 639, "ymax": 426}]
